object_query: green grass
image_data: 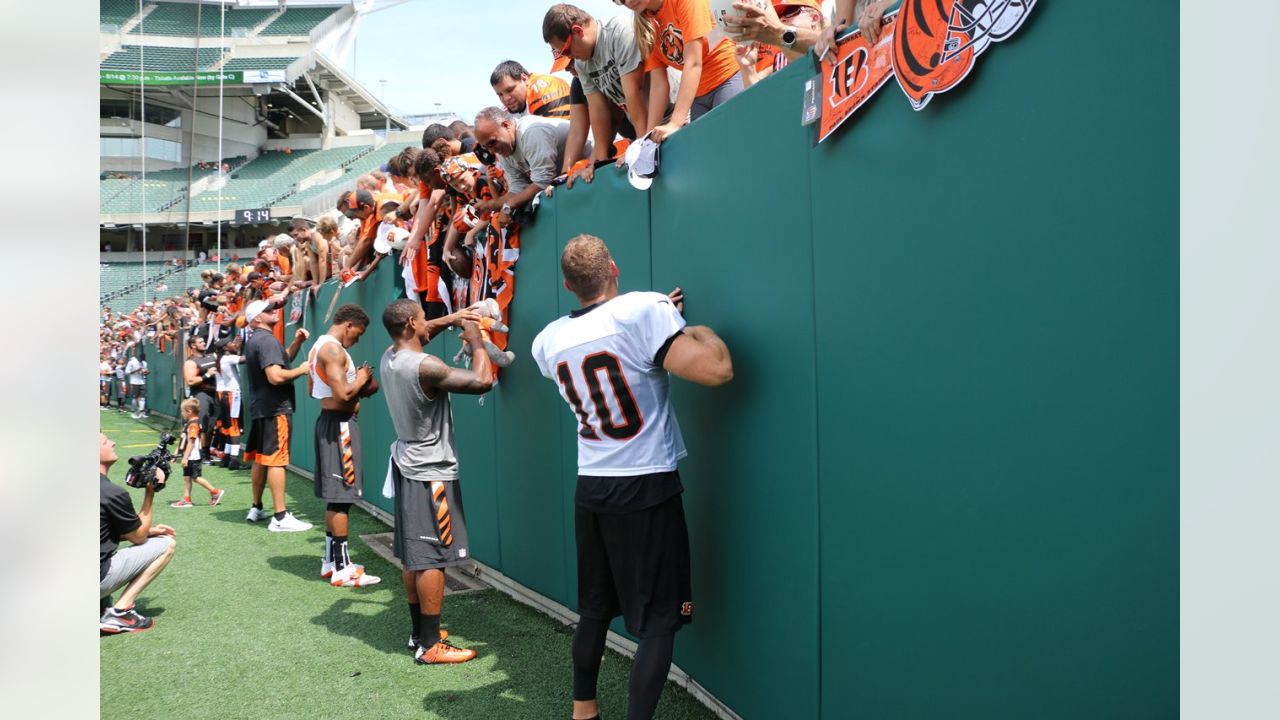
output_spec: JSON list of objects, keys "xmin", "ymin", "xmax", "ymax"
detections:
[{"xmin": 99, "ymin": 411, "xmax": 719, "ymax": 720}]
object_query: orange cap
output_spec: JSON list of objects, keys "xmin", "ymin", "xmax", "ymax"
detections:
[
  {"xmin": 774, "ymin": 0, "xmax": 822, "ymax": 13},
  {"xmin": 550, "ymin": 54, "xmax": 571, "ymax": 73}
]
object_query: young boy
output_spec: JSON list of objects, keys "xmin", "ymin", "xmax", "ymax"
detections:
[{"xmin": 171, "ymin": 399, "xmax": 226, "ymax": 508}]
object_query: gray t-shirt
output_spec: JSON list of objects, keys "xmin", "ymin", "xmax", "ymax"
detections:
[
  {"xmin": 500, "ymin": 114, "xmax": 590, "ymax": 194},
  {"xmin": 577, "ymin": 15, "xmax": 644, "ymax": 111},
  {"xmin": 379, "ymin": 346, "xmax": 459, "ymax": 480}
]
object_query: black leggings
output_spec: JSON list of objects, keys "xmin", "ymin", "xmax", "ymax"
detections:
[{"xmin": 571, "ymin": 616, "xmax": 674, "ymax": 720}]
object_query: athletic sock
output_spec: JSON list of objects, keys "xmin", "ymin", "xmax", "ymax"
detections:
[
  {"xmin": 252, "ymin": 502, "xmax": 264, "ymax": 511},
  {"xmin": 333, "ymin": 536, "xmax": 349, "ymax": 572},
  {"xmin": 408, "ymin": 602, "xmax": 421, "ymax": 642},
  {"xmin": 627, "ymin": 634, "xmax": 675, "ymax": 720},
  {"xmin": 273, "ymin": 510, "xmax": 287, "ymax": 521},
  {"xmin": 572, "ymin": 616, "xmax": 609, "ymax": 702},
  {"xmin": 324, "ymin": 534, "xmax": 334, "ymax": 564},
  {"xmin": 420, "ymin": 613, "xmax": 441, "ymax": 649}
]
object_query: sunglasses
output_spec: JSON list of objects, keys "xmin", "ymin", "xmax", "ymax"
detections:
[{"xmin": 553, "ymin": 26, "xmax": 580, "ymax": 58}]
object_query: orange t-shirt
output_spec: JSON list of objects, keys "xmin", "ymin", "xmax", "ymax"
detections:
[{"xmin": 642, "ymin": 0, "xmax": 739, "ymax": 97}]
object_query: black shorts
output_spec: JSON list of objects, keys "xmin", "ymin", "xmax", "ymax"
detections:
[
  {"xmin": 193, "ymin": 391, "xmax": 216, "ymax": 434},
  {"xmin": 314, "ymin": 410, "xmax": 362, "ymax": 502},
  {"xmin": 576, "ymin": 492, "xmax": 693, "ymax": 639},
  {"xmin": 391, "ymin": 461, "xmax": 469, "ymax": 571},
  {"xmin": 246, "ymin": 414, "xmax": 292, "ymax": 467},
  {"xmin": 183, "ymin": 460, "xmax": 202, "ymax": 479}
]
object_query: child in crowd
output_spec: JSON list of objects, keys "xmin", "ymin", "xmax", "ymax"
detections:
[{"xmin": 171, "ymin": 398, "xmax": 225, "ymax": 508}]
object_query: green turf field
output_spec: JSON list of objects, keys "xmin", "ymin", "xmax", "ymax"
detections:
[{"xmin": 99, "ymin": 411, "xmax": 719, "ymax": 720}]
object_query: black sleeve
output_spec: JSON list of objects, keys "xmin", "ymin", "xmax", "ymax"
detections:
[
  {"xmin": 653, "ymin": 330, "xmax": 684, "ymax": 367},
  {"xmin": 570, "ymin": 76, "xmax": 587, "ymax": 106},
  {"xmin": 103, "ymin": 486, "xmax": 141, "ymax": 541}
]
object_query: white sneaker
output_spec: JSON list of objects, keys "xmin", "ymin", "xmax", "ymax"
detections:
[
  {"xmin": 246, "ymin": 506, "xmax": 268, "ymax": 523},
  {"xmin": 321, "ymin": 561, "xmax": 362, "ymax": 579},
  {"xmin": 268, "ymin": 512, "xmax": 313, "ymax": 532},
  {"xmin": 330, "ymin": 564, "xmax": 381, "ymax": 587}
]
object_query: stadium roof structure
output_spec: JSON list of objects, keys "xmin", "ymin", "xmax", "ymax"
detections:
[{"xmin": 100, "ymin": 0, "xmax": 410, "ymax": 132}]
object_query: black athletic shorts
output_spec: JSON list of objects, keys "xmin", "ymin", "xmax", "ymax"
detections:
[
  {"xmin": 575, "ymin": 491, "xmax": 693, "ymax": 638},
  {"xmin": 245, "ymin": 414, "xmax": 292, "ymax": 467},
  {"xmin": 314, "ymin": 410, "xmax": 362, "ymax": 502},
  {"xmin": 391, "ymin": 460, "xmax": 469, "ymax": 571},
  {"xmin": 193, "ymin": 390, "xmax": 216, "ymax": 434},
  {"xmin": 182, "ymin": 460, "xmax": 202, "ymax": 479}
]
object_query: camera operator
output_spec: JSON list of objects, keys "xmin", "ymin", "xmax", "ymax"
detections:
[{"xmin": 99, "ymin": 433, "xmax": 176, "ymax": 633}]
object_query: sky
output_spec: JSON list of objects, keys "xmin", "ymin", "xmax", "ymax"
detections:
[{"xmin": 347, "ymin": 0, "xmax": 635, "ymax": 122}]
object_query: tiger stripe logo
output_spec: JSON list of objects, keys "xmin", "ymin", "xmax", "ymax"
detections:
[{"xmin": 892, "ymin": 0, "xmax": 1036, "ymax": 110}]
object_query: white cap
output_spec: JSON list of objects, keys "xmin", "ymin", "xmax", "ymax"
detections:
[
  {"xmin": 388, "ymin": 227, "xmax": 411, "ymax": 251},
  {"xmin": 244, "ymin": 300, "xmax": 270, "ymax": 323},
  {"xmin": 373, "ymin": 222, "xmax": 397, "ymax": 255},
  {"xmin": 624, "ymin": 134, "xmax": 661, "ymax": 191},
  {"xmin": 258, "ymin": 239, "xmax": 271, "ymax": 249}
]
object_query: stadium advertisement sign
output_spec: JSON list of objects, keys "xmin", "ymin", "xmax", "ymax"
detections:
[{"xmin": 100, "ymin": 70, "xmax": 248, "ymax": 86}]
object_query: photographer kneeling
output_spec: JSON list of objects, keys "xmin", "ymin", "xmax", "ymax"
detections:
[{"xmin": 99, "ymin": 433, "xmax": 176, "ymax": 633}]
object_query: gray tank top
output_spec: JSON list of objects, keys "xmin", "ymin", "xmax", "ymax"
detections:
[{"xmin": 379, "ymin": 346, "xmax": 458, "ymax": 480}]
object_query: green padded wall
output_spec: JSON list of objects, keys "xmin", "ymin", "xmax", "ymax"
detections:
[
  {"xmin": 131, "ymin": 3, "xmax": 1177, "ymax": 714},
  {"xmin": 807, "ymin": 2, "xmax": 1177, "ymax": 717}
]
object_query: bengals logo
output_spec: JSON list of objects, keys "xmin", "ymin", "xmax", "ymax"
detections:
[
  {"xmin": 681, "ymin": 601, "xmax": 693, "ymax": 616},
  {"xmin": 660, "ymin": 23, "xmax": 685, "ymax": 66},
  {"xmin": 892, "ymin": 0, "xmax": 1036, "ymax": 110},
  {"xmin": 828, "ymin": 47, "xmax": 871, "ymax": 109}
]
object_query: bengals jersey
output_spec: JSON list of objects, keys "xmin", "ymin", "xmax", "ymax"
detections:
[
  {"xmin": 532, "ymin": 292, "xmax": 687, "ymax": 476},
  {"xmin": 524, "ymin": 73, "xmax": 572, "ymax": 119}
]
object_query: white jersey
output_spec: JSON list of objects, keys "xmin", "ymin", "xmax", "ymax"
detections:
[
  {"xmin": 532, "ymin": 291, "xmax": 687, "ymax": 476},
  {"xmin": 215, "ymin": 355, "xmax": 242, "ymax": 393},
  {"xmin": 126, "ymin": 357, "xmax": 146, "ymax": 385},
  {"xmin": 307, "ymin": 334, "xmax": 354, "ymax": 400}
]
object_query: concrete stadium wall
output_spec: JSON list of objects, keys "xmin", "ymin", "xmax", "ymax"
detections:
[{"xmin": 145, "ymin": 3, "xmax": 1177, "ymax": 716}]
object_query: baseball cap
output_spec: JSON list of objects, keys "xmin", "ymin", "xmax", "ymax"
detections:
[
  {"xmin": 550, "ymin": 53, "xmax": 571, "ymax": 73},
  {"xmin": 244, "ymin": 300, "xmax": 270, "ymax": 323},
  {"xmin": 439, "ymin": 155, "xmax": 480, "ymax": 183},
  {"xmin": 623, "ymin": 134, "xmax": 662, "ymax": 190},
  {"xmin": 345, "ymin": 189, "xmax": 376, "ymax": 218}
]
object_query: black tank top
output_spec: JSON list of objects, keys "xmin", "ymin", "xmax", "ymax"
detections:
[{"xmin": 192, "ymin": 354, "xmax": 217, "ymax": 395}]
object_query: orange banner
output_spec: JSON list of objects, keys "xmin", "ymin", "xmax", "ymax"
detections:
[{"xmin": 816, "ymin": 16, "xmax": 896, "ymax": 144}]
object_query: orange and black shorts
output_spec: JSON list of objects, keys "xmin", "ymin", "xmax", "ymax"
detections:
[{"xmin": 245, "ymin": 414, "xmax": 292, "ymax": 467}]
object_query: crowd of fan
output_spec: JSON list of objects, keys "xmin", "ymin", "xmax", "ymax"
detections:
[{"xmin": 99, "ymin": 0, "xmax": 891, "ymax": 411}]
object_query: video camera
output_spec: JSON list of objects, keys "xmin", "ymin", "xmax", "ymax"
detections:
[{"xmin": 124, "ymin": 432, "xmax": 177, "ymax": 491}]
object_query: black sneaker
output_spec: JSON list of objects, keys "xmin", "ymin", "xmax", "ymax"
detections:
[
  {"xmin": 100, "ymin": 607, "xmax": 154, "ymax": 634},
  {"xmin": 227, "ymin": 458, "xmax": 248, "ymax": 471}
]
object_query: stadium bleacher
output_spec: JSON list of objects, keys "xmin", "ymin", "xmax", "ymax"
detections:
[
  {"xmin": 279, "ymin": 142, "xmax": 414, "ymax": 208},
  {"xmin": 220, "ymin": 56, "xmax": 301, "ymax": 73},
  {"xmin": 182, "ymin": 146, "xmax": 371, "ymax": 212},
  {"xmin": 100, "ymin": 0, "xmax": 141, "ymax": 28},
  {"xmin": 258, "ymin": 7, "xmax": 339, "ymax": 36},
  {"xmin": 99, "ymin": 261, "xmax": 203, "ymax": 310},
  {"xmin": 101, "ymin": 45, "xmax": 227, "ymax": 72},
  {"xmin": 100, "ymin": 156, "xmax": 250, "ymax": 214},
  {"xmin": 127, "ymin": 2, "xmax": 277, "ymax": 37}
]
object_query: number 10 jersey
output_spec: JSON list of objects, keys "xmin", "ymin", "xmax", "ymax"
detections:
[{"xmin": 533, "ymin": 291, "xmax": 688, "ymax": 476}]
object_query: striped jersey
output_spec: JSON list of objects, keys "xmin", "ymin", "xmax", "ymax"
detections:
[{"xmin": 532, "ymin": 291, "xmax": 687, "ymax": 476}]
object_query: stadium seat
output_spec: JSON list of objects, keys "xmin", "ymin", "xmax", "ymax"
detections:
[
  {"xmin": 100, "ymin": 0, "xmax": 141, "ymax": 28},
  {"xmin": 100, "ymin": 45, "xmax": 227, "ymax": 72},
  {"xmin": 126, "ymin": 2, "xmax": 277, "ymax": 37},
  {"xmin": 257, "ymin": 7, "xmax": 340, "ymax": 37}
]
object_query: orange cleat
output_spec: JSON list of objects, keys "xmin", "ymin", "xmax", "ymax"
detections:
[{"xmin": 414, "ymin": 639, "xmax": 476, "ymax": 664}]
